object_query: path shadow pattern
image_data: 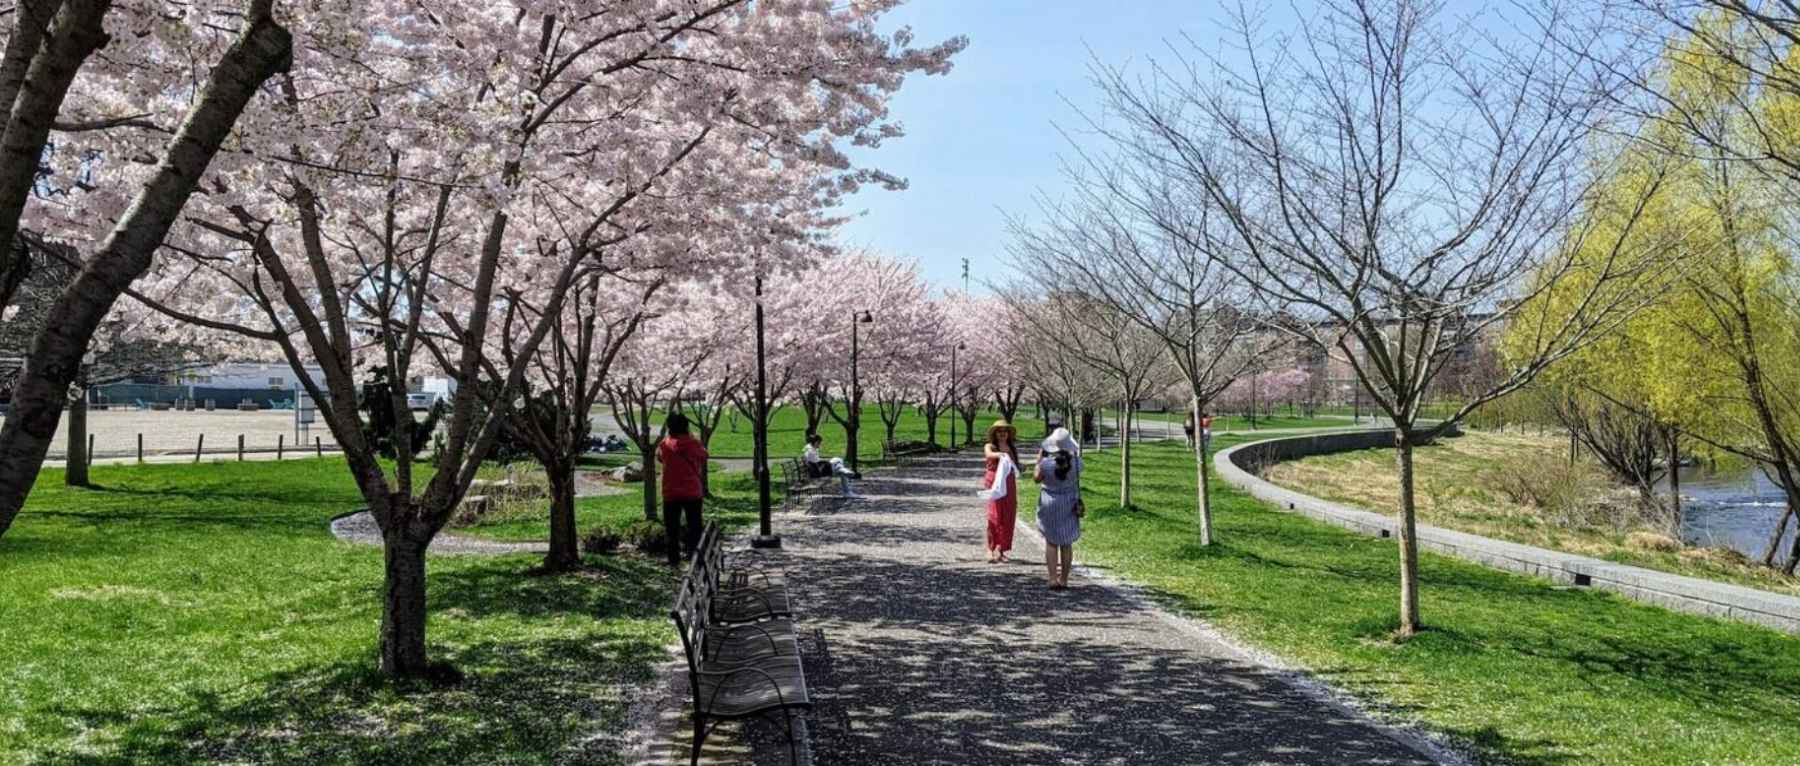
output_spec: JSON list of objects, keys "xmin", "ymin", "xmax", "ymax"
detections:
[{"xmin": 727, "ymin": 455, "xmax": 1438, "ymax": 766}]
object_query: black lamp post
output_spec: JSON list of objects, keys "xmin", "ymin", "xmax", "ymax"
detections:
[
  {"xmin": 751, "ymin": 276, "xmax": 779, "ymax": 549},
  {"xmin": 848, "ymin": 309, "xmax": 872, "ymax": 472},
  {"xmin": 948, "ymin": 341, "xmax": 965, "ymax": 449}
]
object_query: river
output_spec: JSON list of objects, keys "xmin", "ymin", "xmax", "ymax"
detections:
[{"xmin": 1680, "ymin": 464, "xmax": 1798, "ymax": 560}]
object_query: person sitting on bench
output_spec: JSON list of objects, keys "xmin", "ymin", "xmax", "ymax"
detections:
[{"xmin": 802, "ymin": 433, "xmax": 833, "ymax": 478}]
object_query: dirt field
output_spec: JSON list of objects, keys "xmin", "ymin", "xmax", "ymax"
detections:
[{"xmin": 0, "ymin": 409, "xmax": 338, "ymax": 459}]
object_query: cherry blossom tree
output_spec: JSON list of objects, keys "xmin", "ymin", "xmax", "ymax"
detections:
[
  {"xmin": 1216, "ymin": 367, "xmax": 1312, "ymax": 422},
  {"xmin": 816, "ymin": 252, "xmax": 938, "ymax": 470},
  {"xmin": 0, "ymin": 0, "xmax": 293, "ymax": 538},
  {"xmin": 499, "ymin": 272, "xmax": 661, "ymax": 571},
  {"xmin": 103, "ymin": 0, "xmax": 962, "ymax": 678}
]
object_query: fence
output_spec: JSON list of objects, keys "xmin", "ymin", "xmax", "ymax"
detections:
[{"xmin": 92, "ymin": 384, "xmax": 297, "ymax": 410}]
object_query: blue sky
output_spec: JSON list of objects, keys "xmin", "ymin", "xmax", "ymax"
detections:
[{"xmin": 835, "ymin": 1, "xmax": 1234, "ymax": 295}]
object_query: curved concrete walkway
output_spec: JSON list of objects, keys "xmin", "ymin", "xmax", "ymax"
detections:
[{"xmin": 666, "ymin": 454, "xmax": 1450, "ymax": 765}]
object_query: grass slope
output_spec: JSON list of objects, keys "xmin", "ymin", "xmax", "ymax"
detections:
[
  {"xmin": 0, "ymin": 459, "xmax": 674, "ymax": 766},
  {"xmin": 1264, "ymin": 430, "xmax": 1798, "ymax": 596},
  {"xmin": 1022, "ymin": 438, "xmax": 1800, "ymax": 765}
]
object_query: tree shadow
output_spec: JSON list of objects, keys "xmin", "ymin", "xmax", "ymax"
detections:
[
  {"xmin": 31, "ymin": 631, "xmax": 668, "ymax": 766},
  {"xmin": 430, "ymin": 553, "xmax": 675, "ymax": 622}
]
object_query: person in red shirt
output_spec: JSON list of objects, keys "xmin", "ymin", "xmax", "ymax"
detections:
[{"xmin": 656, "ymin": 413, "xmax": 708, "ymax": 567}]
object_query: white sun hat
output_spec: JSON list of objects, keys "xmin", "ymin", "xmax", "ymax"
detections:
[{"xmin": 1042, "ymin": 427, "xmax": 1079, "ymax": 456}]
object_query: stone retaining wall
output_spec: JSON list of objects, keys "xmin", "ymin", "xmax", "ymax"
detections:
[{"xmin": 1215, "ymin": 430, "xmax": 1800, "ymax": 636}]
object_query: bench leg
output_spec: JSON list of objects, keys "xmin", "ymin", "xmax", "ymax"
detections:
[
  {"xmin": 691, "ymin": 715, "xmax": 706, "ymax": 766},
  {"xmin": 786, "ymin": 711, "xmax": 799, "ymax": 766}
]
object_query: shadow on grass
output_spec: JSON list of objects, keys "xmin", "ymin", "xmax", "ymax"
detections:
[
  {"xmin": 432, "ymin": 554, "xmax": 675, "ymax": 622},
  {"xmin": 35, "ymin": 632, "xmax": 668, "ymax": 766},
  {"xmin": 29, "ymin": 555, "xmax": 676, "ymax": 766}
]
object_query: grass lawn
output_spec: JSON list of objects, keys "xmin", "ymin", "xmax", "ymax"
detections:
[
  {"xmin": 0, "ymin": 458, "xmax": 675, "ymax": 766},
  {"xmin": 1022, "ymin": 438, "xmax": 1800, "ymax": 765},
  {"xmin": 458, "ymin": 466, "xmax": 774, "ymax": 543},
  {"xmin": 617, "ymin": 404, "xmax": 1044, "ymax": 461},
  {"xmin": 1264, "ymin": 429, "xmax": 1800, "ymax": 597}
]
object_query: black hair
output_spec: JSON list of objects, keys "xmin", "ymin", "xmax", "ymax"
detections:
[
  {"xmin": 1052, "ymin": 450, "xmax": 1073, "ymax": 481},
  {"xmin": 806, "ymin": 433, "xmax": 822, "ymax": 445},
  {"xmin": 665, "ymin": 412, "xmax": 690, "ymax": 436}
]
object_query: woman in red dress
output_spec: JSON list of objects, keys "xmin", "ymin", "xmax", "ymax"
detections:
[{"xmin": 981, "ymin": 420, "xmax": 1020, "ymax": 563}]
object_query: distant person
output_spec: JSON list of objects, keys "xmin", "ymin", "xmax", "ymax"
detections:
[
  {"xmin": 802, "ymin": 433, "xmax": 830, "ymax": 478},
  {"xmin": 1033, "ymin": 427, "xmax": 1084, "ymax": 590},
  {"xmin": 1183, "ymin": 410, "xmax": 1196, "ymax": 448},
  {"xmin": 1200, "ymin": 412, "xmax": 1215, "ymax": 450},
  {"xmin": 975, "ymin": 419, "xmax": 1020, "ymax": 563},
  {"xmin": 655, "ymin": 413, "xmax": 708, "ymax": 567}
]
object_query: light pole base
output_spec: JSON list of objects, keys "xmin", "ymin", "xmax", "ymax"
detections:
[{"xmin": 751, "ymin": 535, "xmax": 783, "ymax": 549}]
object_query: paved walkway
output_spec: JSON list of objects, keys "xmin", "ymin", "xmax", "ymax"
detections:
[{"xmin": 669, "ymin": 454, "xmax": 1444, "ymax": 765}]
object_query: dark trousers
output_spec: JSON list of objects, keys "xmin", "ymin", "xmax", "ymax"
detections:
[{"xmin": 663, "ymin": 498, "xmax": 704, "ymax": 567}]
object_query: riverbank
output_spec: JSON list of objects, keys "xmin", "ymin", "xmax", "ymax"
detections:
[{"xmin": 1263, "ymin": 429, "xmax": 1800, "ymax": 597}]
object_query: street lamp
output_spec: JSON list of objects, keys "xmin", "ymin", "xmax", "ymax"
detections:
[
  {"xmin": 948, "ymin": 341, "xmax": 965, "ymax": 449},
  {"xmin": 848, "ymin": 309, "xmax": 872, "ymax": 472},
  {"xmin": 751, "ymin": 276, "xmax": 779, "ymax": 549}
]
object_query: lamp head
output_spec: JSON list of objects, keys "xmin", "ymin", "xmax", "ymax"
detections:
[{"xmin": 857, "ymin": 310, "xmax": 873, "ymax": 323}]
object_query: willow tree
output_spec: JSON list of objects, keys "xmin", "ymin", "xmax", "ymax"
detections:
[{"xmin": 1521, "ymin": 10, "xmax": 1800, "ymax": 571}]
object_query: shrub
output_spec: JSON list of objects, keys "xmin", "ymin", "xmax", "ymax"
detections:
[
  {"xmin": 622, "ymin": 520, "xmax": 669, "ymax": 555},
  {"xmin": 1627, "ymin": 531, "xmax": 1682, "ymax": 553},
  {"xmin": 1482, "ymin": 452, "xmax": 1595, "ymax": 513},
  {"xmin": 581, "ymin": 526, "xmax": 623, "ymax": 555}
]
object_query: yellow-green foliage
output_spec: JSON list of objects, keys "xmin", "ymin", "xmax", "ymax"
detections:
[{"xmin": 1510, "ymin": 10, "xmax": 1800, "ymax": 461}]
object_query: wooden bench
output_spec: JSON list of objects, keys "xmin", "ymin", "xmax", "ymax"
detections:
[
  {"xmin": 671, "ymin": 523, "xmax": 809, "ymax": 765},
  {"xmin": 779, "ymin": 458, "xmax": 832, "ymax": 497}
]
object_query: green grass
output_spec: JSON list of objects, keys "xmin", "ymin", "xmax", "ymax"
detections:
[
  {"xmin": 0, "ymin": 459, "xmax": 675, "ymax": 765},
  {"xmin": 1022, "ymin": 438, "xmax": 1800, "ymax": 765},
  {"xmin": 638, "ymin": 404, "xmax": 1043, "ymax": 460},
  {"xmin": 459, "ymin": 466, "xmax": 775, "ymax": 543}
]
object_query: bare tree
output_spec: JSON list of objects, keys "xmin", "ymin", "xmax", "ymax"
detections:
[
  {"xmin": 1085, "ymin": 0, "xmax": 1679, "ymax": 635},
  {"xmin": 1000, "ymin": 286, "xmax": 1168, "ymax": 508},
  {"xmin": 1009, "ymin": 190, "xmax": 1269, "ymax": 543}
]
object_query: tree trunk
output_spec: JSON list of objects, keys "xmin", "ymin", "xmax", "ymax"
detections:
[
  {"xmin": 924, "ymin": 409, "xmax": 939, "ymax": 447},
  {"xmin": 1764, "ymin": 505, "xmax": 1793, "ymax": 568},
  {"xmin": 1119, "ymin": 406, "xmax": 1131, "ymax": 509},
  {"xmin": 1667, "ymin": 429, "xmax": 1681, "ymax": 538},
  {"xmin": 1193, "ymin": 395, "xmax": 1212, "ymax": 544},
  {"xmin": 843, "ymin": 420, "xmax": 860, "ymax": 472},
  {"xmin": 544, "ymin": 460, "xmax": 580, "ymax": 572},
  {"xmin": 0, "ymin": 0, "xmax": 113, "ymax": 261},
  {"xmin": 65, "ymin": 391, "xmax": 87, "ymax": 487},
  {"xmin": 960, "ymin": 405, "xmax": 977, "ymax": 447},
  {"xmin": 640, "ymin": 445, "xmax": 658, "ymax": 522},
  {"xmin": 0, "ymin": 8, "xmax": 292, "ymax": 539},
  {"xmin": 379, "ymin": 528, "xmax": 432, "ymax": 678},
  {"xmin": 1395, "ymin": 431, "xmax": 1423, "ymax": 637}
]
